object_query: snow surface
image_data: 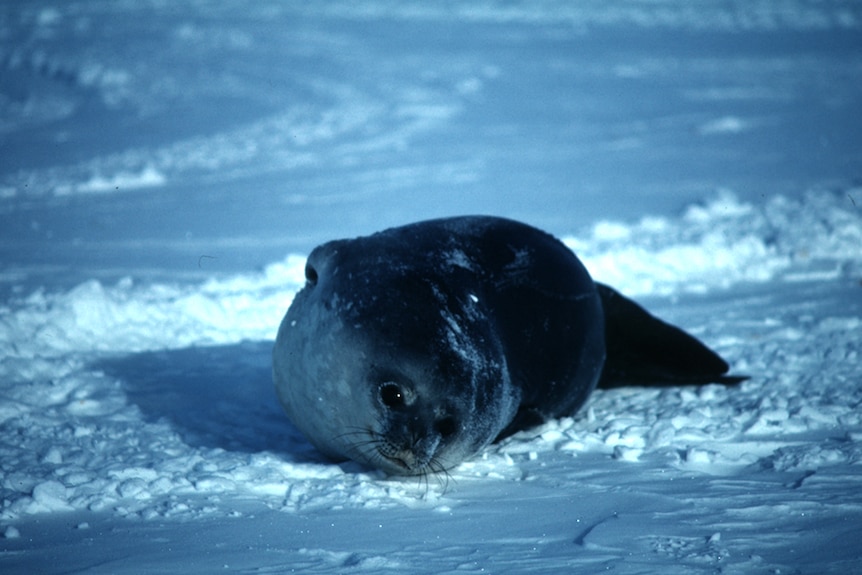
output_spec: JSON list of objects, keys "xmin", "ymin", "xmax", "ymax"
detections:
[{"xmin": 2, "ymin": 2, "xmax": 862, "ymax": 574}]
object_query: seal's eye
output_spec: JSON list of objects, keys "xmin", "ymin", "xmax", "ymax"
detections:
[
  {"xmin": 379, "ymin": 382, "xmax": 405, "ymax": 408},
  {"xmin": 305, "ymin": 263, "xmax": 318, "ymax": 286}
]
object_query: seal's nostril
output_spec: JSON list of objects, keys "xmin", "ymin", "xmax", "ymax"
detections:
[{"xmin": 435, "ymin": 416, "xmax": 457, "ymax": 438}]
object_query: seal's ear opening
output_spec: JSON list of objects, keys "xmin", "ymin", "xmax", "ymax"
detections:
[
  {"xmin": 304, "ymin": 239, "xmax": 349, "ymax": 288},
  {"xmin": 595, "ymin": 283, "xmax": 748, "ymax": 388},
  {"xmin": 304, "ymin": 263, "xmax": 318, "ymax": 286}
]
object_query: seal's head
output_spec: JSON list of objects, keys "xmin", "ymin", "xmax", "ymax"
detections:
[{"xmin": 273, "ymin": 234, "xmax": 520, "ymax": 476}]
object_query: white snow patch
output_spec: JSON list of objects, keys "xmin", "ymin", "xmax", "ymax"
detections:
[{"xmin": 564, "ymin": 190, "xmax": 862, "ymax": 296}]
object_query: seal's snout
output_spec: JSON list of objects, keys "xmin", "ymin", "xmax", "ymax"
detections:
[
  {"xmin": 378, "ymin": 429, "xmax": 442, "ymax": 474},
  {"xmin": 371, "ymin": 379, "xmax": 455, "ymax": 474}
]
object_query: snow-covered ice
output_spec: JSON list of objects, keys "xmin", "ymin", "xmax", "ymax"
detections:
[{"xmin": 2, "ymin": 2, "xmax": 861, "ymax": 573}]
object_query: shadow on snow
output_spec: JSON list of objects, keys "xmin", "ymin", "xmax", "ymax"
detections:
[{"xmin": 95, "ymin": 340, "xmax": 326, "ymax": 464}]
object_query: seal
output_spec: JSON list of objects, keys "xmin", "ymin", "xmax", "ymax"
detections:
[{"xmin": 273, "ymin": 216, "xmax": 741, "ymax": 476}]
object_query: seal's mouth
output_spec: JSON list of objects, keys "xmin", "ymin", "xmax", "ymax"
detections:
[
  {"xmin": 367, "ymin": 426, "xmax": 445, "ymax": 475},
  {"xmin": 380, "ymin": 449, "xmax": 425, "ymax": 473},
  {"xmin": 375, "ymin": 442, "xmax": 437, "ymax": 475},
  {"xmin": 382, "ymin": 454, "xmax": 414, "ymax": 471}
]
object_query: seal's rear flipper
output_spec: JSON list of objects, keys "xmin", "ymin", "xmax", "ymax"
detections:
[{"xmin": 596, "ymin": 283, "xmax": 747, "ymax": 389}]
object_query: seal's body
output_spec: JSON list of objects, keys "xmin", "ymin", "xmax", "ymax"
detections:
[{"xmin": 273, "ymin": 217, "xmax": 738, "ymax": 475}]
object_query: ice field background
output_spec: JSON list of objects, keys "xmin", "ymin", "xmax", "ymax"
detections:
[{"xmin": 1, "ymin": 2, "xmax": 861, "ymax": 573}]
